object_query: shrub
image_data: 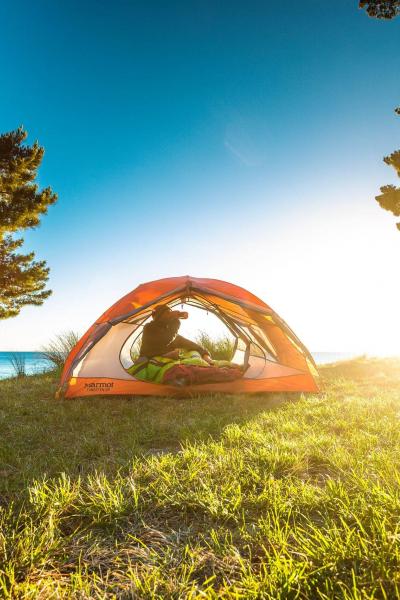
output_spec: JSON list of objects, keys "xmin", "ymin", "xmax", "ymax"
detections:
[
  {"xmin": 196, "ymin": 330, "xmax": 235, "ymax": 361},
  {"xmin": 8, "ymin": 352, "xmax": 26, "ymax": 378},
  {"xmin": 41, "ymin": 331, "xmax": 80, "ymax": 370}
]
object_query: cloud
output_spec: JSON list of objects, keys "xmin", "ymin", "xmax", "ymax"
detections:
[
  {"xmin": 224, "ymin": 138, "xmax": 258, "ymax": 166},
  {"xmin": 224, "ymin": 116, "xmax": 269, "ymax": 167}
]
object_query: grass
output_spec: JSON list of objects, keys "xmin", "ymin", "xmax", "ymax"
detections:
[
  {"xmin": 0, "ymin": 357, "xmax": 400, "ymax": 598},
  {"xmin": 40, "ymin": 331, "xmax": 80, "ymax": 370},
  {"xmin": 196, "ymin": 331, "xmax": 235, "ymax": 361},
  {"xmin": 7, "ymin": 353, "xmax": 26, "ymax": 378}
]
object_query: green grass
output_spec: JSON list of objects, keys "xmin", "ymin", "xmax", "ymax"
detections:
[
  {"xmin": 196, "ymin": 331, "xmax": 235, "ymax": 361},
  {"xmin": 0, "ymin": 357, "xmax": 400, "ymax": 598}
]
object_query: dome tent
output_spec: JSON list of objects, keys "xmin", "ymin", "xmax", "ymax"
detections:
[{"xmin": 57, "ymin": 276, "xmax": 319, "ymax": 398}]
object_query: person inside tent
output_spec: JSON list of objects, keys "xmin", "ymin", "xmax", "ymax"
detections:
[
  {"xmin": 127, "ymin": 305, "xmax": 243, "ymax": 385},
  {"xmin": 140, "ymin": 305, "xmax": 211, "ymax": 362}
]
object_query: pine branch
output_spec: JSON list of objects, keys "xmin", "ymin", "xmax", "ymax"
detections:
[
  {"xmin": 0, "ymin": 128, "xmax": 57, "ymax": 318},
  {"xmin": 359, "ymin": 0, "xmax": 400, "ymax": 19}
]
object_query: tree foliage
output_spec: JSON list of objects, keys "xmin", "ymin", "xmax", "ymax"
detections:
[
  {"xmin": 0, "ymin": 128, "xmax": 57, "ymax": 319},
  {"xmin": 359, "ymin": 5, "xmax": 399, "ymax": 227},
  {"xmin": 359, "ymin": 0, "xmax": 400, "ymax": 19},
  {"xmin": 375, "ymin": 109, "xmax": 400, "ymax": 230}
]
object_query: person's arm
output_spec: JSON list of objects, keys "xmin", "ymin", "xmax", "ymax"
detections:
[
  {"xmin": 171, "ymin": 334, "xmax": 211, "ymax": 358},
  {"xmin": 161, "ymin": 349, "xmax": 180, "ymax": 360}
]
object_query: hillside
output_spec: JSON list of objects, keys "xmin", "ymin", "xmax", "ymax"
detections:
[{"xmin": 0, "ymin": 358, "xmax": 399, "ymax": 598}]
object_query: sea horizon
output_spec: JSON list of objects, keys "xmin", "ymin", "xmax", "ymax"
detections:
[{"xmin": 0, "ymin": 350, "xmax": 384, "ymax": 381}]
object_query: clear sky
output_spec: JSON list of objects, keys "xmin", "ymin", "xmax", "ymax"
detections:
[{"xmin": 0, "ymin": 0, "xmax": 399, "ymax": 354}]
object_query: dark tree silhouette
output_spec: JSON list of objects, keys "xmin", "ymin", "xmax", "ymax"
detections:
[
  {"xmin": 359, "ymin": 6, "xmax": 399, "ymax": 228},
  {"xmin": 359, "ymin": 0, "xmax": 400, "ymax": 19},
  {"xmin": 375, "ymin": 109, "xmax": 400, "ymax": 230},
  {"xmin": 0, "ymin": 127, "xmax": 57, "ymax": 318}
]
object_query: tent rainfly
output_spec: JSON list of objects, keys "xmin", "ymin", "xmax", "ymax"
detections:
[{"xmin": 58, "ymin": 276, "xmax": 319, "ymax": 398}]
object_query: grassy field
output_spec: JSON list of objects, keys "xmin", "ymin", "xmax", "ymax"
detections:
[{"xmin": 0, "ymin": 358, "xmax": 400, "ymax": 598}]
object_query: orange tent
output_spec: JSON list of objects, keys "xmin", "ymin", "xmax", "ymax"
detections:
[{"xmin": 58, "ymin": 276, "xmax": 319, "ymax": 398}]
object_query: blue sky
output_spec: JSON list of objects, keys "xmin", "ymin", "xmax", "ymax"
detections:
[{"xmin": 0, "ymin": 0, "xmax": 399, "ymax": 352}]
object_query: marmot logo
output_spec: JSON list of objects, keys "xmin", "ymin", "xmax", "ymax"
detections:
[{"xmin": 84, "ymin": 382, "xmax": 114, "ymax": 390}]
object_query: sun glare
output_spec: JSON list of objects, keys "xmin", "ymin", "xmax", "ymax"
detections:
[{"xmin": 174, "ymin": 304, "xmax": 232, "ymax": 341}]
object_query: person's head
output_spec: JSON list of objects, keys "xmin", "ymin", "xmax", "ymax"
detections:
[
  {"xmin": 152, "ymin": 305, "xmax": 188, "ymax": 323},
  {"xmin": 152, "ymin": 305, "xmax": 188, "ymax": 339}
]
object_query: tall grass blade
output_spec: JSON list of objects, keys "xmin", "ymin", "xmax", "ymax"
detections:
[
  {"xmin": 196, "ymin": 330, "xmax": 235, "ymax": 360},
  {"xmin": 40, "ymin": 331, "xmax": 80, "ymax": 370},
  {"xmin": 8, "ymin": 352, "xmax": 26, "ymax": 378}
]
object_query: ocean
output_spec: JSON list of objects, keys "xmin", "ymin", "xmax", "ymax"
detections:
[
  {"xmin": 0, "ymin": 352, "xmax": 53, "ymax": 380},
  {"xmin": 0, "ymin": 351, "xmax": 360, "ymax": 380},
  {"xmin": 312, "ymin": 352, "xmax": 360, "ymax": 365}
]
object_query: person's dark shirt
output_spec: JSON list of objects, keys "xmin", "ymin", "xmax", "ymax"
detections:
[{"xmin": 139, "ymin": 318, "xmax": 207, "ymax": 358}]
